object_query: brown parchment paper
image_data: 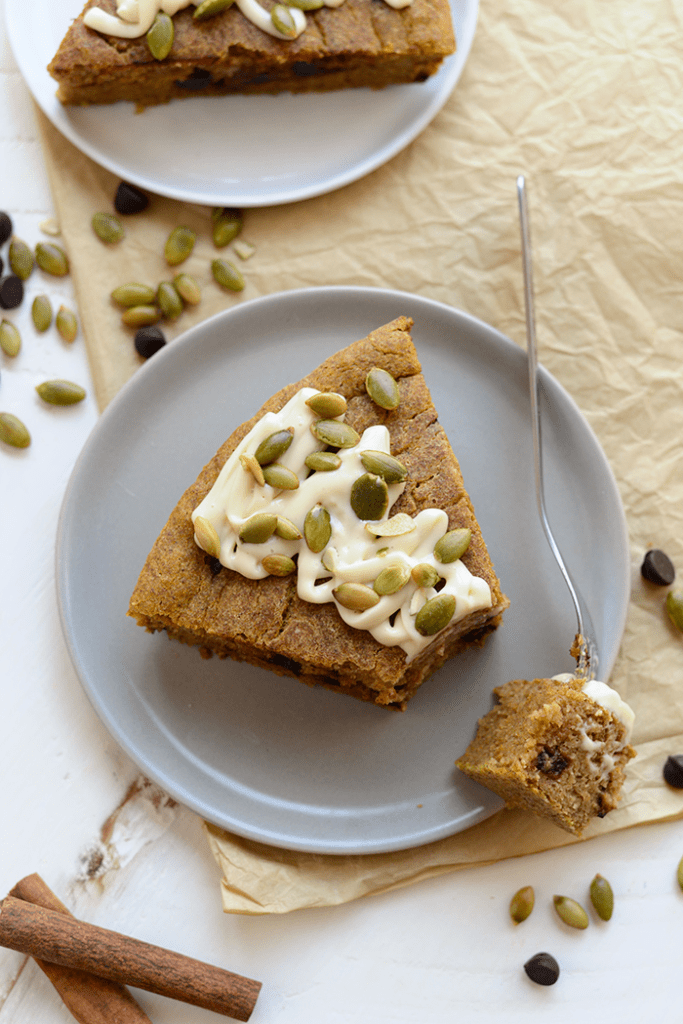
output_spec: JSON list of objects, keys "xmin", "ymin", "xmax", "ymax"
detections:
[{"xmin": 35, "ymin": 0, "xmax": 683, "ymax": 913}]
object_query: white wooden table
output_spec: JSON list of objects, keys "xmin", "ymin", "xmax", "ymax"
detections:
[{"xmin": 1, "ymin": 8, "xmax": 681, "ymax": 1022}]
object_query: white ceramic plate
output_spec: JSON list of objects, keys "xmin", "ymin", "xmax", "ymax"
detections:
[
  {"xmin": 6, "ymin": 0, "xmax": 477, "ymax": 207},
  {"xmin": 56, "ymin": 287, "xmax": 630, "ymax": 854}
]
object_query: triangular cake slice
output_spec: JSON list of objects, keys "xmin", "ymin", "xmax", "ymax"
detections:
[
  {"xmin": 48, "ymin": 0, "xmax": 456, "ymax": 107},
  {"xmin": 128, "ymin": 317, "xmax": 508, "ymax": 710}
]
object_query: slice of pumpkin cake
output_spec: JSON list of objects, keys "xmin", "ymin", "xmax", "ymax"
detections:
[
  {"xmin": 47, "ymin": 0, "xmax": 456, "ymax": 108},
  {"xmin": 128, "ymin": 316, "xmax": 508, "ymax": 709}
]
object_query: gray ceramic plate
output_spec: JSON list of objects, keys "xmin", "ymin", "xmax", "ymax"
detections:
[{"xmin": 56, "ymin": 287, "xmax": 630, "ymax": 854}]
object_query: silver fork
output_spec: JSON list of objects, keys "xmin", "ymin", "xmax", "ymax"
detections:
[{"xmin": 516, "ymin": 175, "xmax": 599, "ymax": 681}]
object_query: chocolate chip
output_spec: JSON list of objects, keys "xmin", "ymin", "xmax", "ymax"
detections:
[
  {"xmin": 293, "ymin": 61, "xmax": 320, "ymax": 77},
  {"xmin": 524, "ymin": 952, "xmax": 560, "ymax": 986},
  {"xmin": 641, "ymin": 549, "xmax": 675, "ymax": 586},
  {"xmin": 0, "ymin": 212, "xmax": 12, "ymax": 246},
  {"xmin": 0, "ymin": 255, "xmax": 3, "ymax": 276},
  {"xmin": 0, "ymin": 275, "xmax": 24, "ymax": 310},
  {"xmin": 134, "ymin": 325, "xmax": 166, "ymax": 359},
  {"xmin": 114, "ymin": 181, "xmax": 149, "ymax": 215},
  {"xmin": 663, "ymin": 755, "xmax": 683, "ymax": 789},
  {"xmin": 176, "ymin": 68, "xmax": 212, "ymax": 90},
  {"xmin": 536, "ymin": 748, "xmax": 569, "ymax": 777},
  {"xmin": 204, "ymin": 554, "xmax": 223, "ymax": 576}
]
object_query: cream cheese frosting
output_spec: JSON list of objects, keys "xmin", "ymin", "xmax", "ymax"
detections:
[
  {"xmin": 84, "ymin": 0, "xmax": 413, "ymax": 43},
  {"xmin": 552, "ymin": 672, "xmax": 635, "ymax": 742},
  {"xmin": 192, "ymin": 388, "xmax": 492, "ymax": 661}
]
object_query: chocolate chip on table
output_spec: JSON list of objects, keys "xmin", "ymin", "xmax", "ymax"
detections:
[
  {"xmin": 663, "ymin": 755, "xmax": 683, "ymax": 789},
  {"xmin": 134, "ymin": 325, "xmax": 166, "ymax": 359},
  {"xmin": 523, "ymin": 952, "xmax": 560, "ymax": 986},
  {"xmin": 0, "ymin": 275, "xmax": 24, "ymax": 310},
  {"xmin": 641, "ymin": 549, "xmax": 675, "ymax": 586},
  {"xmin": 114, "ymin": 181, "xmax": 149, "ymax": 215},
  {"xmin": 0, "ymin": 211, "xmax": 12, "ymax": 246}
]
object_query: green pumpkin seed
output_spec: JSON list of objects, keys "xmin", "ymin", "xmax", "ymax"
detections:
[
  {"xmin": 0, "ymin": 412, "xmax": 30, "ymax": 448},
  {"xmin": 509, "ymin": 885, "xmax": 535, "ymax": 924},
  {"xmin": 35, "ymin": 242, "xmax": 69, "ymax": 276},
  {"xmin": 304, "ymin": 504, "xmax": 331, "ymax": 553},
  {"xmin": 31, "ymin": 295, "xmax": 52, "ymax": 333},
  {"xmin": 365, "ymin": 513, "xmax": 415, "ymax": 537},
  {"xmin": 666, "ymin": 589, "xmax": 683, "ymax": 631},
  {"xmin": 284, "ymin": 0, "xmax": 324, "ymax": 8},
  {"xmin": 262, "ymin": 554, "xmax": 296, "ymax": 576},
  {"xmin": 157, "ymin": 281, "xmax": 184, "ymax": 320},
  {"xmin": 373, "ymin": 563, "xmax": 411, "ymax": 596},
  {"xmin": 9, "ymin": 238, "xmax": 34, "ymax": 280},
  {"xmin": 239, "ymin": 513, "xmax": 277, "ymax": 544},
  {"xmin": 589, "ymin": 874, "xmax": 613, "ymax": 921},
  {"xmin": 55, "ymin": 306, "xmax": 78, "ymax": 343},
  {"xmin": 310, "ymin": 419, "xmax": 360, "ymax": 448},
  {"xmin": 0, "ymin": 319, "xmax": 21, "ymax": 357},
  {"xmin": 121, "ymin": 305, "xmax": 161, "ymax": 328},
  {"xmin": 305, "ymin": 451, "xmax": 341, "ymax": 472},
  {"xmin": 411, "ymin": 563, "xmax": 440, "ymax": 589},
  {"xmin": 305, "ymin": 391, "xmax": 347, "ymax": 418},
  {"xmin": 212, "ymin": 208, "xmax": 243, "ymax": 248},
  {"xmin": 194, "ymin": 0, "xmax": 235, "ymax": 19},
  {"xmin": 239, "ymin": 452, "xmax": 265, "ymax": 486},
  {"xmin": 164, "ymin": 226, "xmax": 196, "ymax": 266},
  {"xmin": 111, "ymin": 283, "xmax": 157, "ymax": 308},
  {"xmin": 360, "ymin": 449, "xmax": 407, "ymax": 484},
  {"xmin": 211, "ymin": 257, "xmax": 244, "ymax": 291},
  {"xmin": 434, "ymin": 527, "xmax": 471, "ymax": 564},
  {"xmin": 678, "ymin": 854, "xmax": 683, "ymax": 892},
  {"xmin": 275, "ymin": 516, "xmax": 302, "ymax": 541},
  {"xmin": 321, "ymin": 547, "xmax": 336, "ymax": 572},
  {"xmin": 146, "ymin": 11, "xmax": 174, "ymax": 60},
  {"xmin": 173, "ymin": 273, "xmax": 201, "ymax": 305},
  {"xmin": 415, "ymin": 594, "xmax": 456, "ymax": 636},
  {"xmin": 553, "ymin": 895, "xmax": 589, "ymax": 930},
  {"xmin": 365, "ymin": 366, "xmax": 399, "ymax": 410},
  {"xmin": 91, "ymin": 211, "xmax": 125, "ymax": 244},
  {"xmin": 350, "ymin": 473, "xmax": 389, "ymax": 522},
  {"xmin": 35, "ymin": 379, "xmax": 86, "ymax": 406},
  {"xmin": 262, "ymin": 463, "xmax": 300, "ymax": 490},
  {"xmin": 271, "ymin": 3, "xmax": 297, "ymax": 35},
  {"xmin": 254, "ymin": 428, "xmax": 294, "ymax": 466},
  {"xmin": 333, "ymin": 582, "xmax": 380, "ymax": 612},
  {"xmin": 194, "ymin": 515, "xmax": 221, "ymax": 558}
]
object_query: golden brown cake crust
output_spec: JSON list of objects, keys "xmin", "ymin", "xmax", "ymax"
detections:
[
  {"xmin": 456, "ymin": 677, "xmax": 636, "ymax": 834},
  {"xmin": 128, "ymin": 317, "xmax": 508, "ymax": 710},
  {"xmin": 47, "ymin": 0, "xmax": 456, "ymax": 106}
]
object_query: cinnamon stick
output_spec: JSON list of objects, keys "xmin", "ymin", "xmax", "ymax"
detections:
[
  {"xmin": 0, "ymin": 894, "xmax": 261, "ymax": 1021},
  {"xmin": 9, "ymin": 874, "xmax": 152, "ymax": 1024}
]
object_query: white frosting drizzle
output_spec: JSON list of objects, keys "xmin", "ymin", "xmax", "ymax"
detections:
[
  {"xmin": 192, "ymin": 388, "xmax": 492, "ymax": 662},
  {"xmin": 552, "ymin": 673, "xmax": 634, "ymax": 741},
  {"xmin": 550, "ymin": 673, "xmax": 634, "ymax": 781},
  {"xmin": 581, "ymin": 679, "xmax": 635, "ymax": 743},
  {"xmin": 84, "ymin": 0, "xmax": 412, "ymax": 43}
]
